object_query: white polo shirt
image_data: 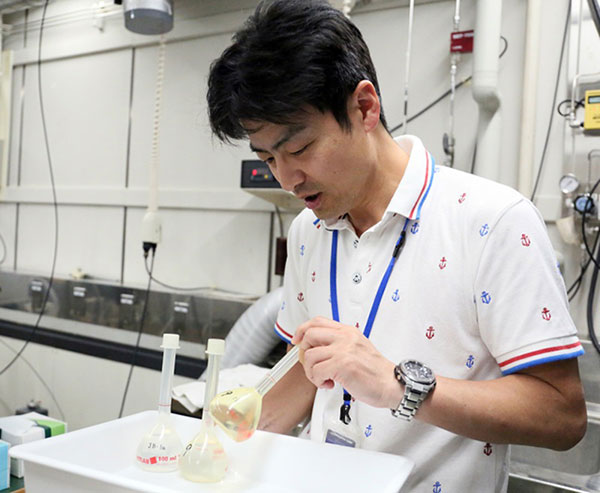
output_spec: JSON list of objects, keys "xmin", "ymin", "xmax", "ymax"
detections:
[{"xmin": 274, "ymin": 135, "xmax": 582, "ymax": 493}]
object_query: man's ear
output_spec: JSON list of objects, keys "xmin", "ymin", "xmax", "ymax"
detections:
[{"xmin": 350, "ymin": 80, "xmax": 381, "ymax": 133}]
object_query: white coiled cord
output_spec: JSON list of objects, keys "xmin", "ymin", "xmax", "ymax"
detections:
[{"xmin": 149, "ymin": 35, "xmax": 166, "ymax": 213}]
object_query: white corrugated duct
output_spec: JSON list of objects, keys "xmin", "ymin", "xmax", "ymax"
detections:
[{"xmin": 472, "ymin": 0, "xmax": 503, "ymax": 181}]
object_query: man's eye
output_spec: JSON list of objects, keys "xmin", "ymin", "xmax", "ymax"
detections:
[
  {"xmin": 291, "ymin": 143, "xmax": 310, "ymax": 156},
  {"xmin": 264, "ymin": 157, "xmax": 275, "ymax": 165}
]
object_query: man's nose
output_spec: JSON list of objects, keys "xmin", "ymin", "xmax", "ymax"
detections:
[{"xmin": 276, "ymin": 161, "xmax": 305, "ymax": 193}]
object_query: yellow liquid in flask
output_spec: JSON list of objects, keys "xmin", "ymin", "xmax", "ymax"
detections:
[
  {"xmin": 209, "ymin": 387, "xmax": 262, "ymax": 442},
  {"xmin": 179, "ymin": 422, "xmax": 228, "ymax": 482}
]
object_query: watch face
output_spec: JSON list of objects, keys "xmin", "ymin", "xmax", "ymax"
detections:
[{"xmin": 402, "ymin": 360, "xmax": 435, "ymax": 384}]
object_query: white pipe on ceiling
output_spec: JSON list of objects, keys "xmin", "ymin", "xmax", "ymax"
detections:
[
  {"xmin": 472, "ymin": 0, "xmax": 502, "ymax": 181},
  {"xmin": 517, "ymin": 0, "xmax": 542, "ymax": 196}
]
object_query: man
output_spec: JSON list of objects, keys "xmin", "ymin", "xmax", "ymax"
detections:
[{"xmin": 206, "ymin": 1, "xmax": 587, "ymax": 491}]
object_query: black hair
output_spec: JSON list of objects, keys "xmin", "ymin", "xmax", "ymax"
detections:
[{"xmin": 207, "ymin": 0, "xmax": 387, "ymax": 142}]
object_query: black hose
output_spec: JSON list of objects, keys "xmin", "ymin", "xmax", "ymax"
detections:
[{"xmin": 586, "ymin": 233, "xmax": 600, "ymax": 354}]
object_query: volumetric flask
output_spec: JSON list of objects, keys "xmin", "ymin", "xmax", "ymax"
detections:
[{"xmin": 209, "ymin": 345, "xmax": 299, "ymax": 442}]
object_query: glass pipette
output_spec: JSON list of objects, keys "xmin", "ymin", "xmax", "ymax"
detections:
[
  {"xmin": 179, "ymin": 338, "xmax": 228, "ymax": 482},
  {"xmin": 136, "ymin": 333, "xmax": 184, "ymax": 472},
  {"xmin": 209, "ymin": 345, "xmax": 300, "ymax": 442}
]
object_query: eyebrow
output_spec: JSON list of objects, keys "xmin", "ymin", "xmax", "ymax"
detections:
[{"xmin": 249, "ymin": 124, "xmax": 307, "ymax": 154}]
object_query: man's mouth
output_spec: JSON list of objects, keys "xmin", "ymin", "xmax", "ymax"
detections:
[{"xmin": 303, "ymin": 192, "xmax": 321, "ymax": 209}]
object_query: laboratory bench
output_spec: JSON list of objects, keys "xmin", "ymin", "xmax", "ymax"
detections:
[{"xmin": 0, "ymin": 271, "xmax": 256, "ymax": 378}]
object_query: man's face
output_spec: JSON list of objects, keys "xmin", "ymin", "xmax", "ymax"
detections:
[{"xmin": 245, "ymin": 108, "xmax": 373, "ymax": 221}]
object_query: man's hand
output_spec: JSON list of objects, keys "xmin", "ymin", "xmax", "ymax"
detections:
[{"xmin": 292, "ymin": 316, "xmax": 398, "ymax": 408}]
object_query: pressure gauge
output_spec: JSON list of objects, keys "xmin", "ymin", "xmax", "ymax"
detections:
[
  {"xmin": 574, "ymin": 194, "xmax": 595, "ymax": 214},
  {"xmin": 559, "ymin": 174, "xmax": 580, "ymax": 195}
]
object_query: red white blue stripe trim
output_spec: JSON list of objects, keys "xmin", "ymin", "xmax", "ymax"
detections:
[
  {"xmin": 274, "ymin": 322, "xmax": 293, "ymax": 344},
  {"xmin": 408, "ymin": 152, "xmax": 435, "ymax": 220},
  {"xmin": 498, "ymin": 338, "xmax": 583, "ymax": 375}
]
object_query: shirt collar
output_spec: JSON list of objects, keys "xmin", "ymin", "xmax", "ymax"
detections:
[
  {"xmin": 386, "ymin": 135, "xmax": 435, "ymax": 221},
  {"xmin": 320, "ymin": 135, "xmax": 435, "ymax": 230}
]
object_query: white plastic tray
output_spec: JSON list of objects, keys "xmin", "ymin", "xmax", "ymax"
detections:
[{"xmin": 10, "ymin": 410, "xmax": 413, "ymax": 493}]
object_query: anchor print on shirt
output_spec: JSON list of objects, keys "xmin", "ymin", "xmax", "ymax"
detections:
[
  {"xmin": 411, "ymin": 222, "xmax": 420, "ymax": 234},
  {"xmin": 280, "ymin": 301, "xmax": 286, "ymax": 311},
  {"xmin": 297, "ymin": 292, "xmax": 304, "ymax": 302},
  {"xmin": 364, "ymin": 424, "xmax": 373, "ymax": 438},
  {"xmin": 458, "ymin": 192, "xmax": 467, "ymax": 204},
  {"xmin": 433, "ymin": 481, "xmax": 442, "ymax": 493},
  {"xmin": 479, "ymin": 224, "xmax": 490, "ymax": 237},
  {"xmin": 481, "ymin": 291, "xmax": 492, "ymax": 304},
  {"xmin": 521, "ymin": 234, "xmax": 531, "ymax": 247},
  {"xmin": 311, "ymin": 271, "xmax": 316, "ymax": 282},
  {"xmin": 483, "ymin": 443, "xmax": 493, "ymax": 456},
  {"xmin": 466, "ymin": 355, "xmax": 475, "ymax": 369},
  {"xmin": 300, "ymin": 245, "xmax": 305, "ymax": 256},
  {"xmin": 542, "ymin": 307, "xmax": 551, "ymax": 321},
  {"xmin": 425, "ymin": 326, "xmax": 435, "ymax": 339},
  {"xmin": 439, "ymin": 257, "xmax": 447, "ymax": 270},
  {"xmin": 366, "ymin": 262, "xmax": 373, "ymax": 274},
  {"xmin": 392, "ymin": 289, "xmax": 400, "ymax": 302}
]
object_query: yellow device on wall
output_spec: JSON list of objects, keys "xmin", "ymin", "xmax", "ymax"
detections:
[{"xmin": 584, "ymin": 89, "xmax": 600, "ymax": 133}]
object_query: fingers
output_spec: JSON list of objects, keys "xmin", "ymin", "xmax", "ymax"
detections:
[
  {"xmin": 292, "ymin": 316, "xmax": 347, "ymax": 348},
  {"xmin": 302, "ymin": 344, "xmax": 347, "ymax": 389},
  {"xmin": 292, "ymin": 316, "xmax": 339, "ymax": 345}
]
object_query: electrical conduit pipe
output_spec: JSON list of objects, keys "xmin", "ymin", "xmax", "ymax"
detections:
[
  {"xmin": 472, "ymin": 0, "xmax": 503, "ymax": 181},
  {"xmin": 517, "ymin": 0, "xmax": 542, "ymax": 196}
]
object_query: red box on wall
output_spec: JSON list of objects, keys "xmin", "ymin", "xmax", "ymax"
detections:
[{"xmin": 450, "ymin": 30, "xmax": 474, "ymax": 53}]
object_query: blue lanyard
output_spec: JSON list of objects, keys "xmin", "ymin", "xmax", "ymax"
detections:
[{"xmin": 330, "ymin": 217, "xmax": 410, "ymax": 423}]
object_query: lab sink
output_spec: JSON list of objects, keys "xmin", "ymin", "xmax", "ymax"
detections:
[
  {"xmin": 511, "ymin": 421, "xmax": 600, "ymax": 476},
  {"xmin": 509, "ymin": 404, "xmax": 600, "ymax": 491}
]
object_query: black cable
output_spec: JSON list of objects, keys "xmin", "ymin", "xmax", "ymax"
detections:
[
  {"xmin": 470, "ymin": 142, "xmax": 477, "ymax": 175},
  {"xmin": 568, "ymin": 226, "xmax": 600, "ymax": 301},
  {"xmin": 143, "ymin": 255, "xmax": 257, "ymax": 298},
  {"xmin": 274, "ymin": 205, "xmax": 284, "ymax": 237},
  {"xmin": 0, "ymin": 232, "xmax": 6, "ymax": 265},
  {"xmin": 530, "ymin": 0, "xmax": 571, "ymax": 202},
  {"xmin": 0, "ymin": 0, "xmax": 60, "ymax": 379},
  {"xmin": 587, "ymin": 230, "xmax": 600, "ymax": 354},
  {"xmin": 499, "ymin": 35, "xmax": 508, "ymax": 58},
  {"xmin": 390, "ymin": 35, "xmax": 508, "ymax": 135},
  {"xmin": 581, "ymin": 177, "xmax": 600, "ymax": 271},
  {"xmin": 557, "ymin": 98, "xmax": 584, "ymax": 117},
  {"xmin": 118, "ymin": 249, "xmax": 155, "ymax": 419},
  {"xmin": 390, "ymin": 79, "xmax": 470, "ymax": 134},
  {"xmin": 568, "ymin": 273, "xmax": 583, "ymax": 301},
  {"xmin": 0, "ymin": 338, "xmax": 66, "ymax": 421}
]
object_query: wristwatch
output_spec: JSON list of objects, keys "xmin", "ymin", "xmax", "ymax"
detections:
[{"xmin": 391, "ymin": 359, "xmax": 436, "ymax": 421}]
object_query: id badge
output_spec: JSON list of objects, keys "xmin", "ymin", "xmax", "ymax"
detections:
[{"xmin": 325, "ymin": 428, "xmax": 358, "ymax": 447}]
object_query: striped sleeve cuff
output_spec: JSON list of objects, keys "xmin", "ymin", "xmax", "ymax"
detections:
[
  {"xmin": 274, "ymin": 322, "xmax": 293, "ymax": 344},
  {"xmin": 497, "ymin": 335, "xmax": 584, "ymax": 375}
]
